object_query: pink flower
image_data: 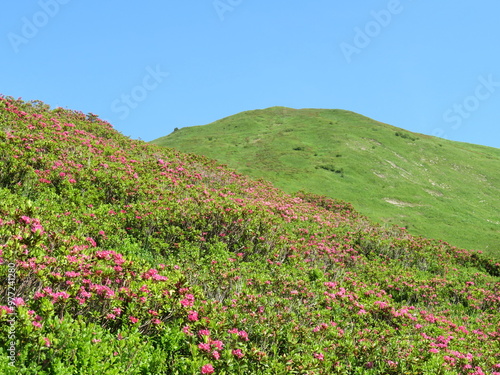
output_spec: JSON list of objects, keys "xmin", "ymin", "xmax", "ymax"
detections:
[
  {"xmin": 210, "ymin": 340, "xmax": 224, "ymax": 350},
  {"xmin": 198, "ymin": 329, "xmax": 210, "ymax": 337},
  {"xmin": 12, "ymin": 297, "xmax": 25, "ymax": 306},
  {"xmin": 180, "ymin": 294, "xmax": 195, "ymax": 307},
  {"xmin": 32, "ymin": 321, "xmax": 42, "ymax": 328},
  {"xmin": 201, "ymin": 364, "xmax": 214, "ymax": 374},
  {"xmin": 212, "ymin": 350, "xmax": 220, "ymax": 360},
  {"xmin": 237, "ymin": 330, "xmax": 249, "ymax": 341},
  {"xmin": 188, "ymin": 310, "xmax": 199, "ymax": 321},
  {"xmin": 20, "ymin": 216, "xmax": 31, "ymax": 224},
  {"xmin": 43, "ymin": 337, "xmax": 51, "ymax": 347},
  {"xmin": 129, "ymin": 316, "xmax": 138, "ymax": 324},
  {"xmin": 387, "ymin": 360, "xmax": 397, "ymax": 368},
  {"xmin": 232, "ymin": 349, "xmax": 244, "ymax": 359},
  {"xmin": 313, "ymin": 353, "xmax": 324, "ymax": 361},
  {"xmin": 86, "ymin": 237, "xmax": 97, "ymax": 247},
  {"xmin": 182, "ymin": 325, "xmax": 193, "ymax": 336},
  {"xmin": 198, "ymin": 343, "xmax": 210, "ymax": 351},
  {"xmin": 429, "ymin": 348, "xmax": 439, "ymax": 353}
]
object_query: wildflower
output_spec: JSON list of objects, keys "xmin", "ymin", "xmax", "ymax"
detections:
[
  {"xmin": 212, "ymin": 350, "xmax": 220, "ymax": 360},
  {"xmin": 387, "ymin": 360, "xmax": 397, "ymax": 368},
  {"xmin": 238, "ymin": 330, "xmax": 249, "ymax": 341},
  {"xmin": 314, "ymin": 353, "xmax": 324, "ymax": 361},
  {"xmin": 188, "ymin": 310, "xmax": 199, "ymax": 321},
  {"xmin": 129, "ymin": 316, "xmax": 138, "ymax": 324},
  {"xmin": 210, "ymin": 340, "xmax": 224, "ymax": 350},
  {"xmin": 200, "ymin": 364, "xmax": 214, "ymax": 374},
  {"xmin": 198, "ymin": 329, "xmax": 210, "ymax": 337},
  {"xmin": 198, "ymin": 343, "xmax": 210, "ymax": 351},
  {"xmin": 12, "ymin": 297, "xmax": 25, "ymax": 306},
  {"xmin": 180, "ymin": 294, "xmax": 195, "ymax": 307},
  {"xmin": 43, "ymin": 337, "xmax": 51, "ymax": 347},
  {"xmin": 182, "ymin": 325, "xmax": 193, "ymax": 336},
  {"xmin": 232, "ymin": 349, "xmax": 244, "ymax": 359}
]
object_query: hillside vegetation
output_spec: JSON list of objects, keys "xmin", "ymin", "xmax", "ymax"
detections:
[
  {"xmin": 1, "ymin": 97, "xmax": 500, "ymax": 374},
  {"xmin": 152, "ymin": 107, "xmax": 500, "ymax": 258}
]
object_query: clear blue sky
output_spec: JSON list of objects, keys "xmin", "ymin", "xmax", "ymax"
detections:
[{"xmin": 1, "ymin": 1, "xmax": 499, "ymax": 148}]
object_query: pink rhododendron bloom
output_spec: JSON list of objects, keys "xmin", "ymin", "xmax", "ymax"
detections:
[
  {"xmin": 12, "ymin": 297, "xmax": 25, "ymax": 306},
  {"xmin": 232, "ymin": 349, "xmax": 244, "ymax": 358},
  {"xmin": 212, "ymin": 350, "xmax": 220, "ymax": 360},
  {"xmin": 188, "ymin": 310, "xmax": 199, "ymax": 321},
  {"xmin": 198, "ymin": 343, "xmax": 210, "ymax": 351},
  {"xmin": 180, "ymin": 294, "xmax": 195, "ymax": 307},
  {"xmin": 201, "ymin": 364, "xmax": 214, "ymax": 374},
  {"xmin": 210, "ymin": 340, "xmax": 224, "ymax": 350},
  {"xmin": 313, "ymin": 353, "xmax": 324, "ymax": 361},
  {"xmin": 238, "ymin": 330, "xmax": 249, "ymax": 341},
  {"xmin": 182, "ymin": 325, "xmax": 193, "ymax": 336},
  {"xmin": 198, "ymin": 329, "xmax": 210, "ymax": 337},
  {"xmin": 129, "ymin": 316, "xmax": 138, "ymax": 324}
]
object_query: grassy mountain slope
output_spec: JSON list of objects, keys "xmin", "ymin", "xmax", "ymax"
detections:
[
  {"xmin": 1, "ymin": 97, "xmax": 500, "ymax": 374},
  {"xmin": 152, "ymin": 107, "xmax": 500, "ymax": 257}
]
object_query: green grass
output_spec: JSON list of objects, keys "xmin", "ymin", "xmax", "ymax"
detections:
[{"xmin": 152, "ymin": 106, "xmax": 500, "ymax": 258}]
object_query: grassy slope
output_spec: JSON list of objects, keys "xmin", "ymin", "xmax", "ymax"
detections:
[
  {"xmin": 152, "ymin": 107, "xmax": 500, "ymax": 258},
  {"xmin": 1, "ymin": 97, "xmax": 499, "ymax": 374}
]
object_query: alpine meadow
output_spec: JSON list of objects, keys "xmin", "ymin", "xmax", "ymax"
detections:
[{"xmin": 1, "ymin": 96, "xmax": 499, "ymax": 374}]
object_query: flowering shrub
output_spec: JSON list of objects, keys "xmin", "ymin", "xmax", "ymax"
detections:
[{"xmin": 0, "ymin": 96, "xmax": 499, "ymax": 374}]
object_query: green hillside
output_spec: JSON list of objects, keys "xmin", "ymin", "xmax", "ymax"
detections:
[
  {"xmin": 1, "ymin": 97, "xmax": 500, "ymax": 374},
  {"xmin": 152, "ymin": 107, "xmax": 500, "ymax": 258}
]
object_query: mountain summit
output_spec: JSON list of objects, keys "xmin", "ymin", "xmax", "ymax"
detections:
[{"xmin": 152, "ymin": 107, "xmax": 500, "ymax": 257}]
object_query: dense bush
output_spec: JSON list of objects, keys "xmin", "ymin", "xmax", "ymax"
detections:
[{"xmin": 0, "ymin": 96, "xmax": 499, "ymax": 374}]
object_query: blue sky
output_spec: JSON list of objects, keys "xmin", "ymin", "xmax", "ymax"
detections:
[{"xmin": 1, "ymin": 1, "xmax": 500, "ymax": 148}]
